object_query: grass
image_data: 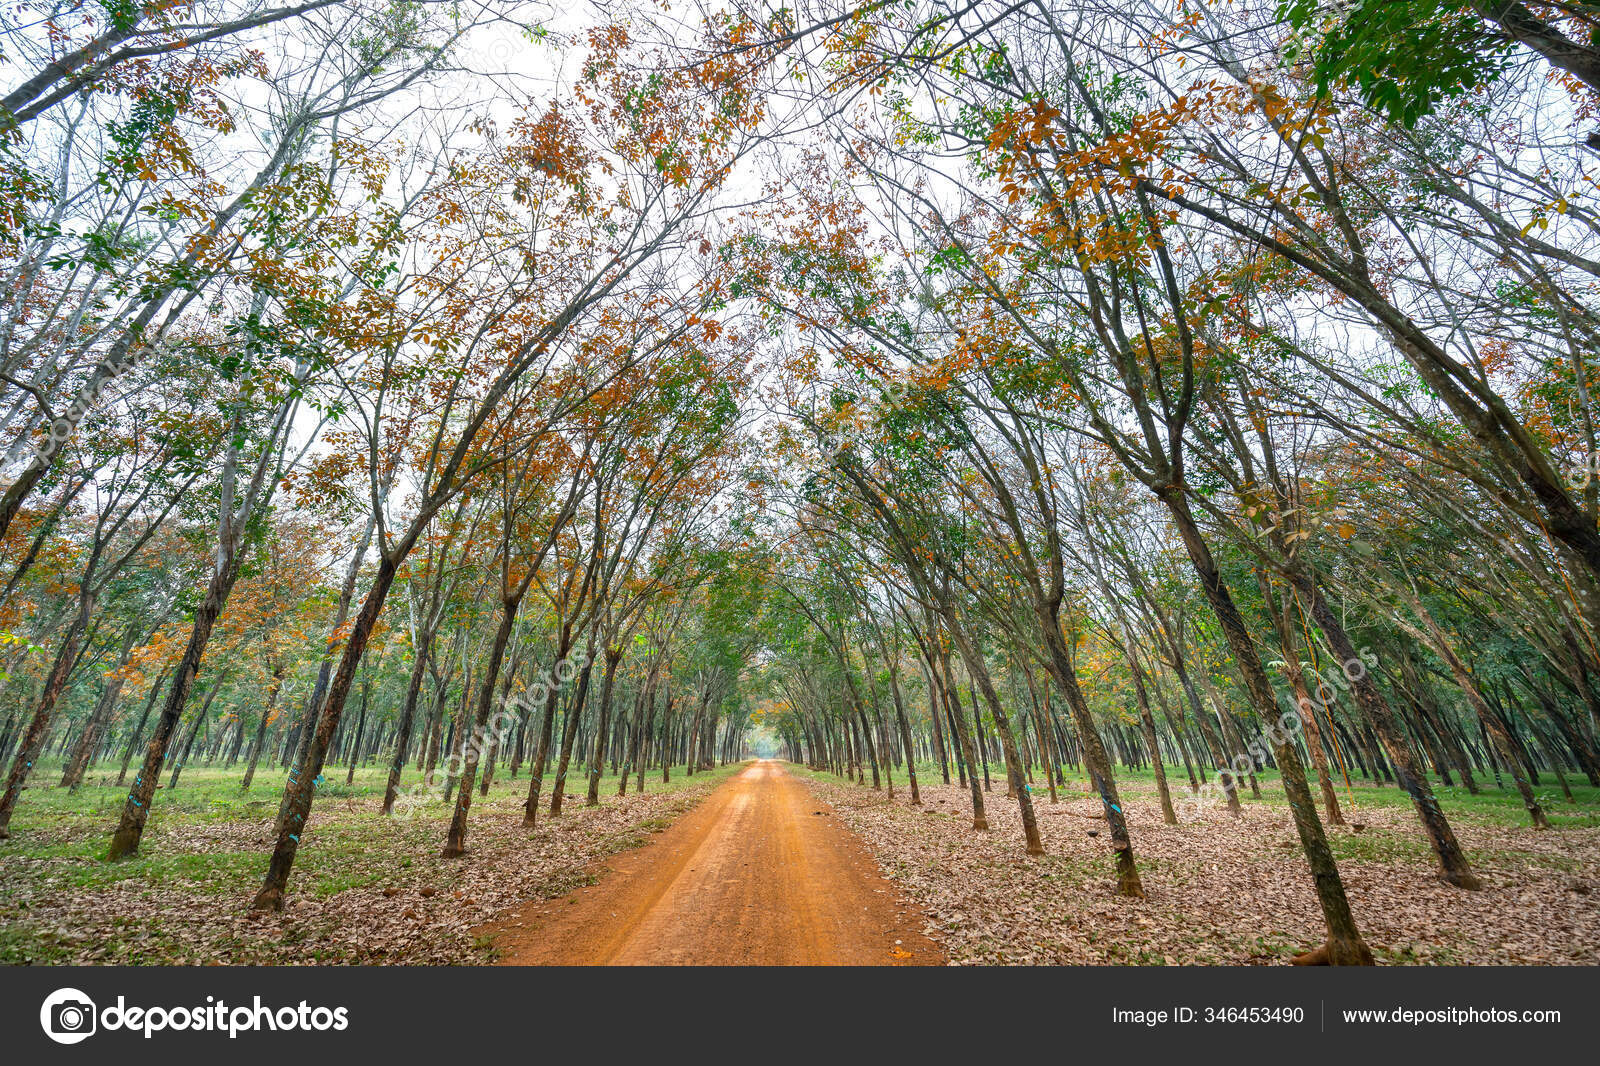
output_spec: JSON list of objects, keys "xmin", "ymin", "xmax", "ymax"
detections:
[
  {"xmin": 10, "ymin": 750, "xmax": 1594, "ymax": 964},
  {"xmin": 4, "ymin": 757, "xmax": 736, "ymax": 847},
  {"xmin": 802, "ymin": 757, "xmax": 1600, "ymax": 885},
  {"xmin": 801, "ymin": 754, "xmax": 1600, "ymax": 965},
  {"xmin": 801, "ymin": 757, "xmax": 1600, "ymax": 830},
  {"xmin": 0, "ymin": 755, "xmax": 746, "ymax": 965},
  {"xmin": 1325, "ymin": 828, "xmax": 1434, "ymax": 865}
]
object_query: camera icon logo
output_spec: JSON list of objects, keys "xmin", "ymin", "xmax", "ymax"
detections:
[{"xmin": 40, "ymin": 988, "xmax": 97, "ymax": 1044}]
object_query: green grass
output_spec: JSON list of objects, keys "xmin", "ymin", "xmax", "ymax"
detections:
[
  {"xmin": 799, "ymin": 755, "xmax": 1600, "ymax": 875},
  {"xmin": 1325, "ymin": 828, "xmax": 1433, "ymax": 865},
  {"xmin": 4, "ymin": 757, "xmax": 739, "ymax": 848},
  {"xmin": 21, "ymin": 841, "xmax": 263, "ymax": 894},
  {"xmin": 0, "ymin": 755, "xmax": 746, "ymax": 965},
  {"xmin": 802, "ymin": 757, "xmax": 1600, "ymax": 829}
]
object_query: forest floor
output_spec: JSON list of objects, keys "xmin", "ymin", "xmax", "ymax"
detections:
[
  {"xmin": 802, "ymin": 764, "xmax": 1600, "ymax": 964},
  {"xmin": 6, "ymin": 756, "xmax": 1597, "ymax": 966},
  {"xmin": 0, "ymin": 759, "xmax": 744, "ymax": 964},
  {"xmin": 479, "ymin": 759, "xmax": 943, "ymax": 964}
]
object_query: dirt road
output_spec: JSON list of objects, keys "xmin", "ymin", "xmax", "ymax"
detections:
[{"xmin": 483, "ymin": 760, "xmax": 944, "ymax": 965}]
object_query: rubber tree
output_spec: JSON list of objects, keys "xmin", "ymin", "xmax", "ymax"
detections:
[{"xmin": 109, "ymin": 382, "xmax": 311, "ymax": 859}]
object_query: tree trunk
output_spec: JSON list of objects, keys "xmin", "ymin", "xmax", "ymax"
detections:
[
  {"xmin": 521, "ymin": 629, "xmax": 575, "ymax": 828},
  {"xmin": 1035, "ymin": 619, "xmax": 1142, "ymax": 894},
  {"xmin": 117, "ymin": 667, "xmax": 168, "ymax": 788},
  {"xmin": 284, "ymin": 519, "xmax": 374, "ymax": 771},
  {"xmin": 240, "ymin": 669, "xmax": 284, "ymax": 792},
  {"xmin": 938, "ymin": 640, "xmax": 987, "ymax": 829},
  {"xmin": 0, "ymin": 594, "xmax": 93, "ymax": 836},
  {"xmin": 442, "ymin": 594, "xmax": 522, "ymax": 858},
  {"xmin": 251, "ymin": 554, "xmax": 399, "ymax": 909},
  {"xmin": 549, "ymin": 650, "xmax": 598, "ymax": 816},
  {"xmin": 888, "ymin": 662, "xmax": 920, "ymax": 805},
  {"xmin": 61, "ymin": 673, "xmax": 123, "ymax": 790},
  {"xmin": 109, "ymin": 551, "xmax": 245, "ymax": 860},
  {"xmin": 167, "ymin": 681, "xmax": 224, "ymax": 790},
  {"xmin": 943, "ymin": 609, "xmax": 1043, "ymax": 854},
  {"xmin": 1162, "ymin": 491, "xmax": 1369, "ymax": 960},
  {"xmin": 1126, "ymin": 647, "xmax": 1176, "ymax": 824},
  {"xmin": 345, "ymin": 687, "xmax": 368, "ymax": 788},
  {"xmin": 1397, "ymin": 597, "xmax": 1550, "ymax": 833},
  {"xmin": 1298, "ymin": 574, "xmax": 1485, "ymax": 885},
  {"xmin": 587, "ymin": 645, "xmax": 624, "ymax": 806}
]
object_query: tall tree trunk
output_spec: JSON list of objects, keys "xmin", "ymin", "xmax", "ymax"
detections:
[
  {"xmin": 1035, "ymin": 621, "xmax": 1142, "ymax": 895},
  {"xmin": 0, "ymin": 593, "xmax": 93, "ymax": 836},
  {"xmin": 934, "ymin": 637, "xmax": 987, "ymax": 829},
  {"xmin": 1126, "ymin": 646, "xmax": 1176, "ymax": 824},
  {"xmin": 1394, "ymin": 592, "xmax": 1550, "ymax": 832},
  {"xmin": 920, "ymin": 651, "xmax": 951, "ymax": 783},
  {"xmin": 251, "ymin": 554, "xmax": 400, "ymax": 909},
  {"xmin": 1170, "ymin": 642, "xmax": 1241, "ymax": 813},
  {"xmin": 587, "ymin": 645, "xmax": 624, "ymax": 806},
  {"xmin": 1267, "ymin": 586, "xmax": 1347, "ymax": 825},
  {"xmin": 442, "ymin": 594, "xmax": 522, "ymax": 857},
  {"xmin": 1410, "ymin": 654, "xmax": 1480, "ymax": 793},
  {"xmin": 618, "ymin": 680, "xmax": 652, "ymax": 796},
  {"xmin": 1297, "ymin": 574, "xmax": 1485, "ymax": 885},
  {"xmin": 888, "ymin": 662, "xmax": 920, "ymax": 805},
  {"xmin": 117, "ymin": 666, "xmax": 168, "ymax": 788},
  {"xmin": 109, "ymin": 552, "xmax": 244, "ymax": 859},
  {"xmin": 240, "ymin": 669, "xmax": 285, "ymax": 792},
  {"xmin": 654, "ymin": 693, "xmax": 672, "ymax": 786},
  {"xmin": 943, "ymin": 610, "xmax": 1043, "ymax": 854},
  {"xmin": 61, "ymin": 673, "xmax": 123, "ymax": 789},
  {"xmin": 225, "ymin": 708, "xmax": 248, "ymax": 767},
  {"xmin": 684, "ymin": 685, "xmax": 708, "ymax": 778},
  {"xmin": 168, "ymin": 681, "xmax": 224, "ymax": 790},
  {"xmin": 283, "ymin": 518, "xmax": 374, "ymax": 772},
  {"xmin": 345, "ymin": 684, "xmax": 368, "ymax": 788},
  {"xmin": 1162, "ymin": 491, "xmax": 1369, "ymax": 960},
  {"xmin": 549, "ymin": 650, "xmax": 598, "ymax": 817},
  {"xmin": 522, "ymin": 627, "xmax": 575, "ymax": 828}
]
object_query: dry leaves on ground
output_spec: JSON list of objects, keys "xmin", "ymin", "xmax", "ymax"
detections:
[
  {"xmin": 0, "ymin": 771, "xmax": 735, "ymax": 965},
  {"xmin": 806, "ymin": 774, "xmax": 1600, "ymax": 966}
]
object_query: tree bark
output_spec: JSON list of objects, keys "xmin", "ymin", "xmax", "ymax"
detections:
[
  {"xmin": 0, "ymin": 605, "xmax": 90, "ymax": 835},
  {"xmin": 109, "ymin": 558, "xmax": 242, "ymax": 858},
  {"xmin": 442, "ymin": 593, "xmax": 522, "ymax": 857},
  {"xmin": 586, "ymin": 645, "xmax": 624, "ymax": 806},
  {"xmin": 1162, "ymin": 491, "xmax": 1369, "ymax": 959},
  {"xmin": 240, "ymin": 669, "xmax": 285, "ymax": 792},
  {"xmin": 548, "ymin": 649, "xmax": 598, "ymax": 817}
]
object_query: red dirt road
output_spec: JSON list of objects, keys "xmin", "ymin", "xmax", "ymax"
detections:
[{"xmin": 483, "ymin": 760, "xmax": 944, "ymax": 965}]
